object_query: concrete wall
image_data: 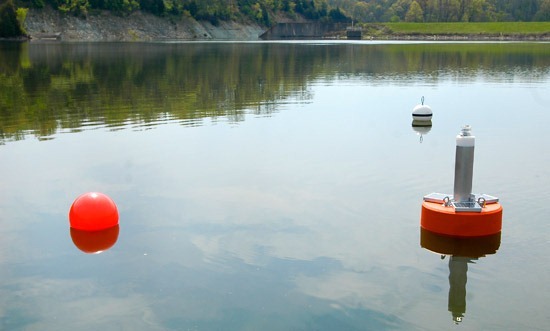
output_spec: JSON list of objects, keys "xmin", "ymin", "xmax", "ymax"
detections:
[{"xmin": 260, "ymin": 23, "xmax": 347, "ymax": 40}]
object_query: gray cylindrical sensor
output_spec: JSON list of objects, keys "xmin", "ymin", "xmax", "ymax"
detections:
[{"xmin": 453, "ymin": 125, "xmax": 475, "ymax": 202}]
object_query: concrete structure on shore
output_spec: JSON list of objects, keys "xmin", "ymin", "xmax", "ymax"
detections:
[{"xmin": 259, "ymin": 23, "xmax": 348, "ymax": 40}]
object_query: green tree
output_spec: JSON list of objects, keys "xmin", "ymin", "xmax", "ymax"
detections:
[
  {"xmin": 57, "ymin": 0, "xmax": 90, "ymax": 16},
  {"xmin": 463, "ymin": 0, "xmax": 490, "ymax": 22},
  {"xmin": 139, "ymin": 0, "xmax": 164, "ymax": 15},
  {"xmin": 352, "ymin": 1, "xmax": 372, "ymax": 22},
  {"xmin": 535, "ymin": 0, "xmax": 550, "ymax": 20},
  {"xmin": 405, "ymin": 0, "xmax": 424, "ymax": 21},
  {"xmin": 383, "ymin": 0, "xmax": 412, "ymax": 21},
  {"xmin": 328, "ymin": 6, "xmax": 350, "ymax": 22},
  {"xmin": 104, "ymin": 0, "xmax": 139, "ymax": 15},
  {"xmin": 16, "ymin": 7, "xmax": 28, "ymax": 34},
  {"xmin": 0, "ymin": 0, "xmax": 24, "ymax": 38}
]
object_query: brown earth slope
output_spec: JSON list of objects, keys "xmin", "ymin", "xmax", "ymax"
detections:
[{"xmin": 25, "ymin": 7, "xmax": 266, "ymax": 41}]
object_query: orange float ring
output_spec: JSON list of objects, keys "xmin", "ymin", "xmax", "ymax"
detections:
[{"xmin": 421, "ymin": 201, "xmax": 502, "ymax": 237}]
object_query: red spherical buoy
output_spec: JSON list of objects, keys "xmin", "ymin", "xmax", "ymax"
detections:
[
  {"xmin": 69, "ymin": 192, "xmax": 119, "ymax": 231},
  {"xmin": 70, "ymin": 225, "xmax": 120, "ymax": 254}
]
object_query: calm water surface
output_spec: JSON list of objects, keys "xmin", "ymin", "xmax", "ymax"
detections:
[{"xmin": 1, "ymin": 41, "xmax": 549, "ymax": 330}]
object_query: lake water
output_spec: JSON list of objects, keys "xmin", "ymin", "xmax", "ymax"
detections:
[{"xmin": 0, "ymin": 41, "xmax": 549, "ymax": 331}]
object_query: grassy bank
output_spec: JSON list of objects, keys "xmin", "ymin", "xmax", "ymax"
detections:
[{"xmin": 382, "ymin": 22, "xmax": 550, "ymax": 36}]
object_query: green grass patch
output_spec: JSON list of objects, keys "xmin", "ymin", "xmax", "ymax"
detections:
[{"xmin": 383, "ymin": 22, "xmax": 550, "ymax": 35}]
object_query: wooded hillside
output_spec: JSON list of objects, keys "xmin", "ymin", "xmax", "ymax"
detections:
[
  {"xmin": 11, "ymin": 0, "xmax": 550, "ymax": 23},
  {"xmin": 329, "ymin": 0, "xmax": 550, "ymax": 22},
  {"xmin": 2, "ymin": 0, "xmax": 549, "ymax": 39}
]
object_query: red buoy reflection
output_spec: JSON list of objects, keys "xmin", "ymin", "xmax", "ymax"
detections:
[{"xmin": 70, "ymin": 225, "xmax": 119, "ymax": 254}]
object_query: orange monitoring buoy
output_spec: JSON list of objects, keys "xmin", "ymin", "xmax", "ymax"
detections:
[
  {"xmin": 69, "ymin": 192, "xmax": 119, "ymax": 231},
  {"xmin": 420, "ymin": 125, "xmax": 503, "ymax": 237}
]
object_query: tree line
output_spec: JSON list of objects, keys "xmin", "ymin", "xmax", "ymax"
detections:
[
  {"xmin": 14, "ymin": 0, "xmax": 550, "ymax": 23},
  {"xmin": 1, "ymin": 0, "xmax": 27, "ymax": 37},
  {"xmin": 1, "ymin": 0, "xmax": 549, "ymax": 39},
  {"xmin": 7, "ymin": 0, "xmax": 350, "ymax": 25},
  {"xmin": 330, "ymin": 0, "xmax": 550, "ymax": 22}
]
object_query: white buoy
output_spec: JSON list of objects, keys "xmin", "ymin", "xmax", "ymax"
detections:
[{"xmin": 412, "ymin": 96, "xmax": 433, "ymax": 126}]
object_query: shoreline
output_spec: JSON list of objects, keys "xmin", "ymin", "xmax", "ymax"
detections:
[
  {"xmin": 361, "ymin": 34, "xmax": 550, "ymax": 41},
  {"xmin": 7, "ymin": 8, "xmax": 549, "ymax": 42}
]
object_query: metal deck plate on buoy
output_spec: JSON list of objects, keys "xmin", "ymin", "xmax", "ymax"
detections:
[
  {"xmin": 451, "ymin": 201, "xmax": 482, "ymax": 212},
  {"xmin": 423, "ymin": 193, "xmax": 499, "ymax": 212}
]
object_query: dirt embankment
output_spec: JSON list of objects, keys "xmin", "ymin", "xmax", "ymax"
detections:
[{"xmin": 25, "ymin": 7, "xmax": 266, "ymax": 41}]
